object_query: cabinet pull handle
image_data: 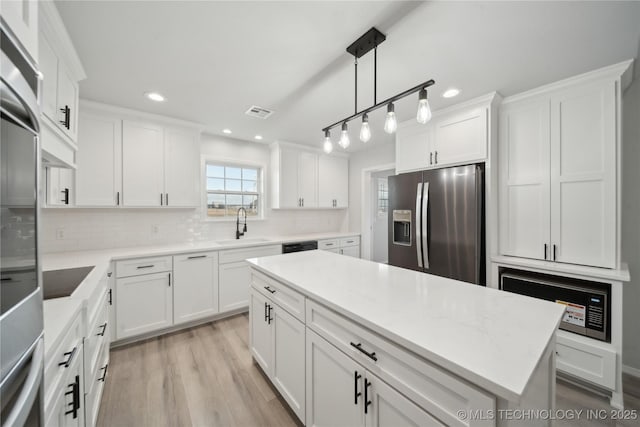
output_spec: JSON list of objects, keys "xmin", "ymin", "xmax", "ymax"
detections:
[
  {"xmin": 267, "ymin": 304, "xmax": 273, "ymax": 324},
  {"xmin": 168, "ymin": 273, "xmax": 171, "ymax": 287},
  {"xmin": 187, "ymin": 255, "xmax": 207, "ymax": 260},
  {"xmin": 59, "ymin": 105, "xmax": 70, "ymax": 129},
  {"xmin": 107, "ymin": 272, "xmax": 112, "ymax": 278},
  {"xmin": 434, "ymin": 151, "xmax": 438, "ymax": 164},
  {"xmin": 160, "ymin": 193, "xmax": 163, "ymax": 206},
  {"xmin": 354, "ymin": 371, "xmax": 362, "ymax": 405},
  {"xmin": 61, "ymin": 188, "xmax": 69, "ymax": 205},
  {"xmin": 99, "ymin": 364, "xmax": 109, "ymax": 382},
  {"xmin": 544, "ymin": 244, "xmax": 548, "ymax": 260},
  {"xmin": 97, "ymin": 322, "xmax": 107, "ymax": 336},
  {"xmin": 58, "ymin": 346, "xmax": 77, "ymax": 368},
  {"xmin": 116, "ymin": 191, "xmax": 120, "ymax": 206},
  {"xmin": 430, "ymin": 152, "xmax": 433, "ymax": 165},
  {"xmin": 136, "ymin": 265, "xmax": 154, "ymax": 269},
  {"xmin": 553, "ymin": 244, "xmax": 557, "ymax": 261},
  {"xmin": 64, "ymin": 375, "xmax": 80, "ymax": 418},
  {"xmin": 325, "ymin": 243, "xmax": 333, "ymax": 246},
  {"xmin": 165, "ymin": 193, "xmax": 168, "ymax": 206},
  {"xmin": 349, "ymin": 342, "xmax": 378, "ymax": 362},
  {"xmin": 108, "ymin": 288, "xmax": 113, "ymax": 305},
  {"xmin": 264, "ymin": 302, "xmax": 268, "ymax": 322},
  {"xmin": 264, "ymin": 285, "xmax": 276, "ymax": 294},
  {"xmin": 364, "ymin": 378, "xmax": 372, "ymax": 414}
]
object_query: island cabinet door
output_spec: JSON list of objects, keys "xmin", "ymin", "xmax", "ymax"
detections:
[
  {"xmin": 306, "ymin": 329, "xmax": 364, "ymax": 427},
  {"xmin": 250, "ymin": 289, "xmax": 273, "ymax": 374},
  {"xmin": 365, "ymin": 374, "xmax": 445, "ymax": 427}
]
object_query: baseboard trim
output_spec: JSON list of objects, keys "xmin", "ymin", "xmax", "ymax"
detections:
[{"xmin": 623, "ymin": 364, "xmax": 640, "ymax": 378}]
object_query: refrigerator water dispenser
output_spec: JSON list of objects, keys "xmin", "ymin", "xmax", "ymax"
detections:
[{"xmin": 392, "ymin": 210, "xmax": 412, "ymax": 246}]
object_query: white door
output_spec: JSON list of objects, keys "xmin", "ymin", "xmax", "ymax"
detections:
[
  {"xmin": 39, "ymin": 36, "xmax": 58, "ymax": 122},
  {"xmin": 122, "ymin": 120, "xmax": 164, "ymax": 206},
  {"xmin": 116, "ymin": 272, "xmax": 172, "ymax": 339},
  {"xmin": 56, "ymin": 63, "xmax": 79, "ymax": 141},
  {"xmin": 499, "ymin": 100, "xmax": 551, "ymax": 260},
  {"xmin": 395, "ymin": 120, "xmax": 431, "ymax": 174},
  {"xmin": 173, "ymin": 252, "xmax": 219, "ymax": 325},
  {"xmin": 278, "ymin": 147, "xmax": 299, "ymax": 208},
  {"xmin": 75, "ymin": 112, "xmax": 122, "ymax": 206},
  {"xmin": 272, "ymin": 305, "xmax": 306, "ymax": 422},
  {"xmin": 318, "ymin": 155, "xmax": 348, "ymax": 208},
  {"xmin": 249, "ymin": 289, "xmax": 273, "ymax": 374},
  {"xmin": 550, "ymin": 80, "xmax": 617, "ymax": 268},
  {"xmin": 219, "ymin": 261, "xmax": 251, "ymax": 312},
  {"xmin": 366, "ymin": 374, "xmax": 444, "ymax": 427},
  {"xmin": 298, "ymin": 151, "xmax": 318, "ymax": 208},
  {"xmin": 306, "ymin": 329, "xmax": 364, "ymax": 427},
  {"xmin": 371, "ymin": 173, "xmax": 391, "ymax": 263},
  {"xmin": 433, "ymin": 107, "xmax": 487, "ymax": 166},
  {"xmin": 341, "ymin": 246, "xmax": 360, "ymax": 258},
  {"xmin": 164, "ymin": 128, "xmax": 200, "ymax": 207},
  {"xmin": 1, "ymin": 0, "xmax": 38, "ymax": 62}
]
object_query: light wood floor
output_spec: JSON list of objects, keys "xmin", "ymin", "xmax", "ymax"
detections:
[{"xmin": 98, "ymin": 314, "xmax": 640, "ymax": 427}]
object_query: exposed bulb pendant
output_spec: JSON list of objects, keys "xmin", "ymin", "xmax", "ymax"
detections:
[
  {"xmin": 416, "ymin": 88, "xmax": 432, "ymax": 124},
  {"xmin": 339, "ymin": 122, "xmax": 350, "ymax": 149},
  {"xmin": 359, "ymin": 114, "xmax": 371, "ymax": 143},
  {"xmin": 323, "ymin": 130, "xmax": 333, "ymax": 153},
  {"xmin": 384, "ymin": 103, "xmax": 397, "ymax": 134}
]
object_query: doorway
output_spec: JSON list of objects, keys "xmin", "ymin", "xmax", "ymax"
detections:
[{"xmin": 371, "ymin": 170, "xmax": 394, "ymax": 263}]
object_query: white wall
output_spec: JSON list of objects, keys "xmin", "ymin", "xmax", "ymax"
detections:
[
  {"xmin": 41, "ymin": 134, "xmax": 347, "ymax": 253},
  {"xmin": 622, "ymin": 70, "xmax": 640, "ymax": 371}
]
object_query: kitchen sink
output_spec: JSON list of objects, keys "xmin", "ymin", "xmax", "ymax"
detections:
[{"xmin": 214, "ymin": 238, "xmax": 271, "ymax": 246}]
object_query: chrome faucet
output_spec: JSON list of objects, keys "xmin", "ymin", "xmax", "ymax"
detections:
[{"xmin": 236, "ymin": 207, "xmax": 247, "ymax": 239}]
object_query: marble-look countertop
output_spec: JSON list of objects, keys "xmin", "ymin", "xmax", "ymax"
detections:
[{"xmin": 247, "ymin": 250, "xmax": 566, "ymax": 403}]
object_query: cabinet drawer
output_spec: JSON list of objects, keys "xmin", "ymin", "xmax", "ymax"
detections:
[
  {"xmin": 219, "ymin": 244, "xmax": 281, "ymax": 264},
  {"xmin": 318, "ymin": 239, "xmax": 339, "ymax": 250},
  {"xmin": 306, "ymin": 300, "xmax": 494, "ymax": 427},
  {"xmin": 84, "ymin": 293, "xmax": 109, "ymax": 389},
  {"xmin": 86, "ymin": 345, "xmax": 110, "ymax": 427},
  {"xmin": 252, "ymin": 270, "xmax": 305, "ymax": 322},
  {"xmin": 116, "ymin": 256, "xmax": 172, "ymax": 278},
  {"xmin": 44, "ymin": 311, "xmax": 83, "ymax": 411},
  {"xmin": 339, "ymin": 236, "xmax": 360, "ymax": 247},
  {"xmin": 556, "ymin": 333, "xmax": 616, "ymax": 390}
]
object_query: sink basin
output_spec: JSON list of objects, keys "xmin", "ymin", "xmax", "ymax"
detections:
[{"xmin": 215, "ymin": 238, "xmax": 271, "ymax": 246}]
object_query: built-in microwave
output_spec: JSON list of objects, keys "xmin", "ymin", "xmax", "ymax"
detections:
[{"xmin": 500, "ymin": 269, "xmax": 610, "ymax": 342}]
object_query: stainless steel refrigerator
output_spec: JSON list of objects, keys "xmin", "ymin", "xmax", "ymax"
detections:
[{"xmin": 388, "ymin": 163, "xmax": 485, "ymax": 285}]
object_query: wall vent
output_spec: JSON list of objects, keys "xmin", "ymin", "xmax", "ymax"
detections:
[{"xmin": 245, "ymin": 105, "xmax": 274, "ymax": 119}]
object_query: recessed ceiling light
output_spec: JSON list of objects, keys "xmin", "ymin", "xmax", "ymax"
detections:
[
  {"xmin": 145, "ymin": 92, "xmax": 165, "ymax": 102},
  {"xmin": 254, "ymin": 135, "xmax": 263, "ymax": 140},
  {"xmin": 222, "ymin": 129, "xmax": 232, "ymax": 134},
  {"xmin": 442, "ymin": 88, "xmax": 460, "ymax": 98}
]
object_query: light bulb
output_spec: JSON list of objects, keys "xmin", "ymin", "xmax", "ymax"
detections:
[
  {"xmin": 384, "ymin": 103, "xmax": 397, "ymax": 134},
  {"xmin": 359, "ymin": 114, "xmax": 371, "ymax": 143},
  {"xmin": 339, "ymin": 123, "xmax": 350, "ymax": 149},
  {"xmin": 323, "ymin": 131, "xmax": 333, "ymax": 153},
  {"xmin": 416, "ymin": 88, "xmax": 432, "ymax": 124}
]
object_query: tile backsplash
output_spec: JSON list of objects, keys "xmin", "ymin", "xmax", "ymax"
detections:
[{"xmin": 41, "ymin": 208, "xmax": 348, "ymax": 253}]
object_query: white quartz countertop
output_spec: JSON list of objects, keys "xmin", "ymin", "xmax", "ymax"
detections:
[
  {"xmin": 43, "ymin": 298, "xmax": 82, "ymax": 360},
  {"xmin": 247, "ymin": 250, "xmax": 566, "ymax": 403}
]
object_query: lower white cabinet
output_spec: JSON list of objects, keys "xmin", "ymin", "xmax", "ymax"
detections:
[
  {"xmin": 555, "ymin": 331, "xmax": 616, "ymax": 390},
  {"xmin": 318, "ymin": 236, "xmax": 360, "ymax": 258},
  {"xmin": 46, "ymin": 349, "xmax": 84, "ymax": 427},
  {"xmin": 173, "ymin": 252, "xmax": 219, "ymax": 324},
  {"xmin": 116, "ymin": 271, "xmax": 172, "ymax": 339},
  {"xmin": 249, "ymin": 287, "xmax": 306, "ymax": 422},
  {"xmin": 219, "ymin": 261, "xmax": 251, "ymax": 312},
  {"xmin": 85, "ymin": 345, "xmax": 109, "ymax": 427},
  {"xmin": 341, "ymin": 246, "xmax": 360, "ymax": 258}
]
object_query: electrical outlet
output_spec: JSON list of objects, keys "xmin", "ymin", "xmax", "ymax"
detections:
[
  {"xmin": 151, "ymin": 224, "xmax": 159, "ymax": 234},
  {"xmin": 55, "ymin": 228, "xmax": 65, "ymax": 240}
]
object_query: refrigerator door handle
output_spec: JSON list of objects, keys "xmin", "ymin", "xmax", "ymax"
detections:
[
  {"xmin": 415, "ymin": 183, "xmax": 423, "ymax": 268},
  {"xmin": 422, "ymin": 182, "xmax": 430, "ymax": 269}
]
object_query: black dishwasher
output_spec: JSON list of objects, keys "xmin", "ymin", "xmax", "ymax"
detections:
[{"xmin": 282, "ymin": 241, "xmax": 318, "ymax": 253}]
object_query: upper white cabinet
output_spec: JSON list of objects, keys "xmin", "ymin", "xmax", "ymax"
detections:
[
  {"xmin": 499, "ymin": 60, "xmax": 633, "ymax": 269},
  {"xmin": 395, "ymin": 93, "xmax": 497, "ymax": 174},
  {"xmin": 38, "ymin": 1, "xmax": 86, "ymax": 168},
  {"xmin": 271, "ymin": 142, "xmax": 348, "ymax": 209},
  {"xmin": 75, "ymin": 109, "xmax": 122, "ymax": 207},
  {"xmin": 1, "ymin": 0, "xmax": 38, "ymax": 62},
  {"xmin": 122, "ymin": 120, "xmax": 165, "ymax": 207},
  {"xmin": 163, "ymin": 128, "xmax": 201, "ymax": 207},
  {"xmin": 318, "ymin": 155, "xmax": 348, "ymax": 208},
  {"xmin": 46, "ymin": 166, "xmax": 74, "ymax": 206}
]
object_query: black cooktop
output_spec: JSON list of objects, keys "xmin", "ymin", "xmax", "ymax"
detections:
[{"xmin": 43, "ymin": 266, "xmax": 95, "ymax": 300}]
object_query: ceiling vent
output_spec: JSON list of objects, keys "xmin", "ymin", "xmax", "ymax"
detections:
[{"xmin": 245, "ymin": 105, "xmax": 274, "ymax": 119}]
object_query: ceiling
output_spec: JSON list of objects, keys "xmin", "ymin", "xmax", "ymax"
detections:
[{"xmin": 56, "ymin": 1, "xmax": 640, "ymax": 152}]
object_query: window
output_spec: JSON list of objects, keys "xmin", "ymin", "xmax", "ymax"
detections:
[
  {"xmin": 205, "ymin": 162, "xmax": 261, "ymax": 218},
  {"xmin": 377, "ymin": 178, "xmax": 388, "ymax": 216}
]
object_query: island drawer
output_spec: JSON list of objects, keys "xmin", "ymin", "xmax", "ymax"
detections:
[
  {"xmin": 318, "ymin": 239, "xmax": 339, "ymax": 250},
  {"xmin": 339, "ymin": 236, "xmax": 360, "ymax": 247},
  {"xmin": 116, "ymin": 256, "xmax": 172, "ymax": 278},
  {"xmin": 84, "ymin": 291, "xmax": 109, "ymax": 387},
  {"xmin": 251, "ymin": 270, "xmax": 305, "ymax": 322},
  {"xmin": 219, "ymin": 244, "xmax": 281, "ymax": 264},
  {"xmin": 306, "ymin": 300, "xmax": 495, "ymax": 427}
]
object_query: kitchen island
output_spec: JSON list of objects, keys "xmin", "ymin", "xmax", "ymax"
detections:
[{"xmin": 247, "ymin": 250, "xmax": 566, "ymax": 427}]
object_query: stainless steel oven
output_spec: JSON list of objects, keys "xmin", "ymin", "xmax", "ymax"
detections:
[{"xmin": 0, "ymin": 23, "xmax": 44, "ymax": 427}]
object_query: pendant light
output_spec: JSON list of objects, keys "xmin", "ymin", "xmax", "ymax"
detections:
[
  {"xmin": 416, "ymin": 88, "xmax": 432, "ymax": 124},
  {"xmin": 323, "ymin": 130, "xmax": 333, "ymax": 153},
  {"xmin": 339, "ymin": 122, "xmax": 350, "ymax": 149},
  {"xmin": 384, "ymin": 103, "xmax": 397, "ymax": 134},
  {"xmin": 359, "ymin": 114, "xmax": 371, "ymax": 142}
]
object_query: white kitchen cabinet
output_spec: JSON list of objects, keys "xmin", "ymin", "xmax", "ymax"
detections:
[
  {"xmin": 498, "ymin": 62, "xmax": 630, "ymax": 269},
  {"xmin": 395, "ymin": 120, "xmax": 432, "ymax": 174},
  {"xmin": 340, "ymin": 246, "xmax": 360, "ymax": 258},
  {"xmin": 1, "ymin": 0, "xmax": 38, "ymax": 62},
  {"xmin": 75, "ymin": 111, "xmax": 122, "ymax": 207},
  {"xmin": 250, "ymin": 289, "xmax": 273, "ymax": 374},
  {"xmin": 39, "ymin": 36, "xmax": 58, "ymax": 121},
  {"xmin": 163, "ymin": 128, "xmax": 200, "ymax": 207},
  {"xmin": 271, "ymin": 143, "xmax": 318, "ymax": 208},
  {"xmin": 56, "ymin": 62, "xmax": 80, "ymax": 141},
  {"xmin": 122, "ymin": 120, "xmax": 165, "ymax": 207},
  {"xmin": 318, "ymin": 235, "xmax": 360, "ymax": 258},
  {"xmin": 173, "ymin": 252, "xmax": 219, "ymax": 325},
  {"xmin": 46, "ymin": 167, "xmax": 74, "ymax": 206},
  {"xmin": 116, "ymin": 271, "xmax": 172, "ymax": 339},
  {"xmin": 219, "ymin": 261, "xmax": 251, "ymax": 312},
  {"xmin": 318, "ymin": 155, "xmax": 349, "ymax": 208},
  {"xmin": 298, "ymin": 151, "xmax": 318, "ymax": 208},
  {"xmin": 45, "ymin": 348, "xmax": 84, "ymax": 427}
]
